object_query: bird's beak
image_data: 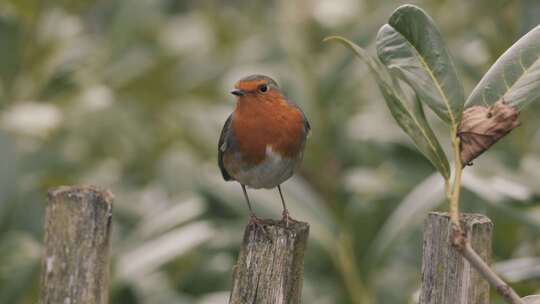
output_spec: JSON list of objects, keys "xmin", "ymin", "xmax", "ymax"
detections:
[{"xmin": 230, "ymin": 89, "xmax": 245, "ymax": 97}]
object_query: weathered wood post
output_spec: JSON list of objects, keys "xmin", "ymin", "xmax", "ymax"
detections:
[
  {"xmin": 40, "ymin": 186, "xmax": 114, "ymax": 304},
  {"xmin": 229, "ymin": 219, "xmax": 309, "ymax": 304},
  {"xmin": 420, "ymin": 212, "xmax": 492, "ymax": 304}
]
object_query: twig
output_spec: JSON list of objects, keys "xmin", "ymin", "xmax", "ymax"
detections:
[
  {"xmin": 448, "ymin": 128, "xmax": 462, "ymax": 226},
  {"xmin": 448, "ymin": 127, "xmax": 523, "ymax": 304},
  {"xmin": 450, "ymin": 225, "xmax": 524, "ymax": 304}
]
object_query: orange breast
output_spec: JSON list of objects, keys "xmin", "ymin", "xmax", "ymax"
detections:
[{"xmin": 231, "ymin": 96, "xmax": 305, "ymax": 165}]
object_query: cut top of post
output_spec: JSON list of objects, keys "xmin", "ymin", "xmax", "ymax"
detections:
[{"xmin": 47, "ymin": 185, "xmax": 114, "ymax": 207}]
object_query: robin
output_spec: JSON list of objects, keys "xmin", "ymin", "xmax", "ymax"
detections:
[{"xmin": 218, "ymin": 74, "xmax": 310, "ymax": 226}]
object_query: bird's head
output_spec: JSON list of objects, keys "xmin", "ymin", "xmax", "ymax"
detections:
[{"xmin": 230, "ymin": 75, "xmax": 281, "ymax": 101}]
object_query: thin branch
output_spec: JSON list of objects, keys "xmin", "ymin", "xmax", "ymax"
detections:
[
  {"xmin": 448, "ymin": 126, "xmax": 524, "ymax": 304},
  {"xmin": 450, "ymin": 226, "xmax": 524, "ymax": 304},
  {"xmin": 448, "ymin": 128, "xmax": 462, "ymax": 226}
]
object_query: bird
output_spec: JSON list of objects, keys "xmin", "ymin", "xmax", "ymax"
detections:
[{"xmin": 218, "ymin": 74, "xmax": 310, "ymax": 226}]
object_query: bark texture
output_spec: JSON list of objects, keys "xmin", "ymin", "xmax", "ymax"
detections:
[
  {"xmin": 229, "ymin": 219, "xmax": 309, "ymax": 304},
  {"xmin": 40, "ymin": 186, "xmax": 114, "ymax": 304},
  {"xmin": 420, "ymin": 212, "xmax": 492, "ymax": 304}
]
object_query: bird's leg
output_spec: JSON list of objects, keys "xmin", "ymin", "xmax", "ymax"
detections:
[
  {"xmin": 278, "ymin": 185, "xmax": 298, "ymax": 227},
  {"xmin": 241, "ymin": 184, "xmax": 259, "ymax": 220},
  {"xmin": 241, "ymin": 184, "xmax": 267, "ymax": 234}
]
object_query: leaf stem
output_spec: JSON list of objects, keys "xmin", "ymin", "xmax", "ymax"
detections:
[
  {"xmin": 449, "ymin": 126, "xmax": 462, "ymax": 226},
  {"xmin": 448, "ymin": 125, "xmax": 523, "ymax": 304}
]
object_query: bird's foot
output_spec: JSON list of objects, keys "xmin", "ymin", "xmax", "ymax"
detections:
[
  {"xmin": 248, "ymin": 214, "xmax": 269, "ymax": 238},
  {"xmin": 281, "ymin": 209, "xmax": 299, "ymax": 228}
]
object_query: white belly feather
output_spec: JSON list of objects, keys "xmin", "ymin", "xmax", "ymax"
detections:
[{"xmin": 234, "ymin": 145, "xmax": 299, "ymax": 189}]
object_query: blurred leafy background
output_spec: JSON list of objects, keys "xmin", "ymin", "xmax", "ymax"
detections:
[{"xmin": 1, "ymin": 0, "xmax": 539, "ymax": 303}]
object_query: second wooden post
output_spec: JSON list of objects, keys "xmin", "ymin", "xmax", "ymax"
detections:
[
  {"xmin": 40, "ymin": 186, "xmax": 114, "ymax": 304},
  {"xmin": 420, "ymin": 212, "xmax": 492, "ymax": 304}
]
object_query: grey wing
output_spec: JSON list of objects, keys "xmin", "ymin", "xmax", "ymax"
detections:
[
  {"xmin": 303, "ymin": 112, "xmax": 311, "ymax": 134},
  {"xmin": 296, "ymin": 105, "xmax": 311, "ymax": 134},
  {"xmin": 218, "ymin": 114, "xmax": 233, "ymax": 181}
]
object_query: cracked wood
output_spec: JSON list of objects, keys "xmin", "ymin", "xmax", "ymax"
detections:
[{"xmin": 229, "ymin": 219, "xmax": 309, "ymax": 304}]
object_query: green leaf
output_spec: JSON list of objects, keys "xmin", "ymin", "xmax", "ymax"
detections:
[
  {"xmin": 376, "ymin": 5, "xmax": 465, "ymax": 125},
  {"xmin": 466, "ymin": 25, "xmax": 540, "ymax": 110},
  {"xmin": 324, "ymin": 36, "xmax": 450, "ymax": 179},
  {"xmin": 379, "ymin": 81, "xmax": 450, "ymax": 179}
]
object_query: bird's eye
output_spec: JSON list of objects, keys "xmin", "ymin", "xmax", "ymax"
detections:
[{"xmin": 258, "ymin": 84, "xmax": 268, "ymax": 93}]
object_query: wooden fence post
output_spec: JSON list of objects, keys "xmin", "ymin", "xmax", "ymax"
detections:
[
  {"xmin": 420, "ymin": 212, "xmax": 492, "ymax": 304},
  {"xmin": 229, "ymin": 219, "xmax": 309, "ymax": 304},
  {"xmin": 40, "ymin": 186, "xmax": 114, "ymax": 304}
]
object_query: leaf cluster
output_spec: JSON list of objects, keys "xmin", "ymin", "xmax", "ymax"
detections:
[{"xmin": 327, "ymin": 4, "xmax": 540, "ymax": 178}]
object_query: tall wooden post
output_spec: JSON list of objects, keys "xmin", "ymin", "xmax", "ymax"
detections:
[
  {"xmin": 40, "ymin": 186, "xmax": 114, "ymax": 304},
  {"xmin": 229, "ymin": 219, "xmax": 309, "ymax": 304},
  {"xmin": 420, "ymin": 212, "xmax": 492, "ymax": 304}
]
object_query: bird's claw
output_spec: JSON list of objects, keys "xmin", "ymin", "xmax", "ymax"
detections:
[
  {"xmin": 248, "ymin": 215, "xmax": 269, "ymax": 239},
  {"xmin": 281, "ymin": 209, "xmax": 298, "ymax": 228}
]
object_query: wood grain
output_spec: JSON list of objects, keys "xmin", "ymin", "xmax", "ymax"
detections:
[
  {"xmin": 40, "ymin": 186, "xmax": 113, "ymax": 304},
  {"xmin": 229, "ymin": 219, "xmax": 309, "ymax": 304},
  {"xmin": 420, "ymin": 212, "xmax": 492, "ymax": 304}
]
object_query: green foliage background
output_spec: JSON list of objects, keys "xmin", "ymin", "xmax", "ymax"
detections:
[{"xmin": 0, "ymin": 0, "xmax": 539, "ymax": 303}]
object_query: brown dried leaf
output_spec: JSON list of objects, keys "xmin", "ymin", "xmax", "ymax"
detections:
[{"xmin": 457, "ymin": 100, "xmax": 520, "ymax": 166}]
